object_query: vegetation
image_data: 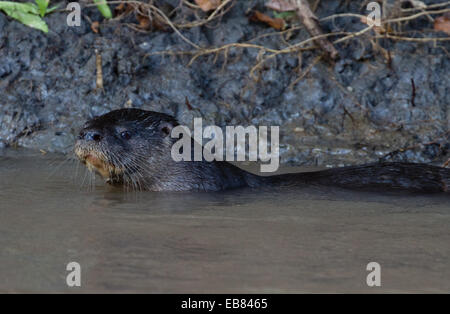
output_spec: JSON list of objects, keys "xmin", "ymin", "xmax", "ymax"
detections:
[
  {"xmin": 93, "ymin": 0, "xmax": 112, "ymax": 19},
  {"xmin": 0, "ymin": 0, "xmax": 58, "ymax": 33},
  {"xmin": 0, "ymin": 0, "xmax": 112, "ymax": 33}
]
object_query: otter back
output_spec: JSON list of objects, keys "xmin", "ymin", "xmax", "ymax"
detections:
[{"xmin": 262, "ymin": 162, "xmax": 450, "ymax": 193}]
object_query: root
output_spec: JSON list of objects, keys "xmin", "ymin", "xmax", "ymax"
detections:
[{"xmin": 87, "ymin": 1, "xmax": 449, "ymax": 86}]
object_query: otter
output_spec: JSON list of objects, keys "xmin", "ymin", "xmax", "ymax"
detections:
[{"xmin": 75, "ymin": 108, "xmax": 450, "ymax": 193}]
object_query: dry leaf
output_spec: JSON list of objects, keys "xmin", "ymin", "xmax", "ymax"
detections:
[
  {"xmin": 250, "ymin": 10, "xmax": 286, "ymax": 31},
  {"xmin": 136, "ymin": 13, "xmax": 151, "ymax": 29},
  {"xmin": 91, "ymin": 21, "xmax": 100, "ymax": 33},
  {"xmin": 194, "ymin": 0, "xmax": 221, "ymax": 12},
  {"xmin": 135, "ymin": 9, "xmax": 167, "ymax": 31},
  {"xmin": 115, "ymin": 2, "xmax": 125, "ymax": 12},
  {"xmin": 265, "ymin": 0, "xmax": 296, "ymax": 12},
  {"xmin": 115, "ymin": 3, "xmax": 133, "ymax": 15},
  {"xmin": 434, "ymin": 15, "xmax": 450, "ymax": 35}
]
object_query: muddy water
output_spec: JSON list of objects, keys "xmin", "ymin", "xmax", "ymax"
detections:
[{"xmin": 0, "ymin": 149, "xmax": 449, "ymax": 293}]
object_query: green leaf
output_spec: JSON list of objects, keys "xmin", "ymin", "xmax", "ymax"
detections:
[
  {"xmin": 4, "ymin": 10, "xmax": 48, "ymax": 33},
  {"xmin": 35, "ymin": 0, "xmax": 49, "ymax": 17},
  {"xmin": 0, "ymin": 1, "xmax": 48, "ymax": 33},
  {"xmin": 46, "ymin": 4, "xmax": 59, "ymax": 15},
  {"xmin": 93, "ymin": 0, "xmax": 112, "ymax": 19},
  {"xmin": 273, "ymin": 11, "xmax": 296, "ymax": 20},
  {"xmin": 0, "ymin": 1, "xmax": 40, "ymax": 15}
]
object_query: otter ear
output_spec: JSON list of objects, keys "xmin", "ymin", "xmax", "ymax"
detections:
[{"xmin": 158, "ymin": 121, "xmax": 174, "ymax": 137}]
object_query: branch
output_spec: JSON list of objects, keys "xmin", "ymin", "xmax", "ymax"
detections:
[{"xmin": 287, "ymin": 0, "xmax": 339, "ymax": 59}]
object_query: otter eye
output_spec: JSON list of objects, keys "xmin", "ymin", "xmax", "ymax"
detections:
[{"xmin": 120, "ymin": 131, "xmax": 131, "ymax": 140}]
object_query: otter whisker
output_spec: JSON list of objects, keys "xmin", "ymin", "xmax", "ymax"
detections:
[
  {"xmin": 46, "ymin": 153, "xmax": 76, "ymax": 181},
  {"xmin": 80, "ymin": 166, "xmax": 90, "ymax": 190}
]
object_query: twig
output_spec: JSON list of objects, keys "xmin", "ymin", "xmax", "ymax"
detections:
[
  {"xmin": 288, "ymin": 55, "xmax": 322, "ymax": 89},
  {"xmin": 374, "ymin": 34, "xmax": 450, "ymax": 41},
  {"xmin": 312, "ymin": 0, "xmax": 321, "ymax": 12},
  {"xmin": 148, "ymin": 3, "xmax": 200, "ymax": 49},
  {"xmin": 287, "ymin": 0, "xmax": 339, "ymax": 59},
  {"xmin": 95, "ymin": 49, "xmax": 104, "ymax": 92},
  {"xmin": 176, "ymin": 0, "xmax": 234, "ymax": 28},
  {"xmin": 182, "ymin": 0, "xmax": 200, "ymax": 10},
  {"xmin": 320, "ymin": 13, "xmax": 367, "ymax": 22},
  {"xmin": 137, "ymin": 0, "xmax": 450, "ymax": 79},
  {"xmin": 249, "ymin": 31, "xmax": 346, "ymax": 78},
  {"xmin": 93, "ymin": 0, "xmax": 234, "ymax": 29},
  {"xmin": 402, "ymin": 1, "xmax": 450, "ymax": 12},
  {"xmin": 443, "ymin": 158, "xmax": 450, "ymax": 168},
  {"xmin": 333, "ymin": 25, "xmax": 373, "ymax": 44},
  {"xmin": 384, "ymin": 8, "xmax": 450, "ymax": 24}
]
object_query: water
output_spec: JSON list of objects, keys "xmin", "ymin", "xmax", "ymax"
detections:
[{"xmin": 0, "ymin": 149, "xmax": 449, "ymax": 293}]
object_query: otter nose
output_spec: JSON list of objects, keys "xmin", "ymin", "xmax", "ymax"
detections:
[{"xmin": 79, "ymin": 129, "xmax": 103, "ymax": 142}]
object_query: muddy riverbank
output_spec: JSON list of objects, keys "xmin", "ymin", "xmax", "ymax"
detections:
[{"xmin": 0, "ymin": 0, "xmax": 449, "ymax": 166}]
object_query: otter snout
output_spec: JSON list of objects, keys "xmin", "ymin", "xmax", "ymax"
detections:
[
  {"xmin": 75, "ymin": 127, "xmax": 104, "ymax": 163},
  {"xmin": 78, "ymin": 129, "xmax": 103, "ymax": 142},
  {"xmin": 75, "ymin": 127, "xmax": 118, "ymax": 180}
]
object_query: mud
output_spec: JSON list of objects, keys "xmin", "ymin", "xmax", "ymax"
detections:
[{"xmin": 0, "ymin": 0, "xmax": 448, "ymax": 166}]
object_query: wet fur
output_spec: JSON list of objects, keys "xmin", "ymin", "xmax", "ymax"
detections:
[{"xmin": 75, "ymin": 109, "xmax": 450, "ymax": 193}]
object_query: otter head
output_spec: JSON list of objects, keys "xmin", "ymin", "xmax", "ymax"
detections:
[{"xmin": 75, "ymin": 108, "xmax": 178, "ymax": 186}]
